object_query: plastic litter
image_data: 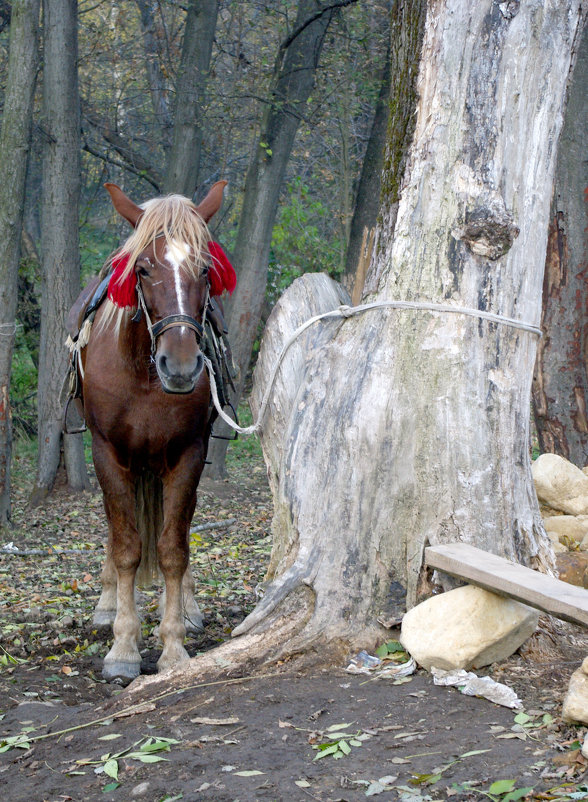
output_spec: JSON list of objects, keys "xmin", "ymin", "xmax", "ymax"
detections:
[
  {"xmin": 345, "ymin": 650, "xmax": 416, "ymax": 678},
  {"xmin": 431, "ymin": 667, "xmax": 523, "ymax": 709}
]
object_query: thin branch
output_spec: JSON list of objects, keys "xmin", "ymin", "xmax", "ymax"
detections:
[
  {"xmin": 82, "ymin": 138, "xmax": 162, "ymax": 192},
  {"xmin": 279, "ymin": 0, "xmax": 358, "ymax": 54}
]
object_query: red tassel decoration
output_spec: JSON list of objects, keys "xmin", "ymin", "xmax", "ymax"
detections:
[
  {"xmin": 208, "ymin": 241, "xmax": 237, "ymax": 297},
  {"xmin": 107, "ymin": 254, "xmax": 136, "ymax": 308},
  {"xmin": 106, "ymin": 243, "xmax": 236, "ymax": 308}
]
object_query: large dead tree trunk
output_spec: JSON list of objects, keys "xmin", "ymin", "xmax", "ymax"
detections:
[
  {"xmin": 0, "ymin": 0, "xmax": 40, "ymax": 526},
  {"xmin": 128, "ymin": 0, "xmax": 585, "ymax": 695},
  {"xmin": 532, "ymin": 22, "xmax": 588, "ymax": 466}
]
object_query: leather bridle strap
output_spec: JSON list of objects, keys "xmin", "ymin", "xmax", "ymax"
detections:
[{"xmin": 151, "ymin": 314, "xmax": 204, "ymax": 340}]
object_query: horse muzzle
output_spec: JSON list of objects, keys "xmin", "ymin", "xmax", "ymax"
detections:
[
  {"xmin": 156, "ymin": 347, "xmax": 204, "ymax": 394},
  {"xmin": 152, "ymin": 315, "xmax": 206, "ymax": 394}
]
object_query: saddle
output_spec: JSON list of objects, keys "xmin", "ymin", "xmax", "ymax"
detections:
[{"xmin": 63, "ymin": 272, "xmax": 237, "ymax": 435}]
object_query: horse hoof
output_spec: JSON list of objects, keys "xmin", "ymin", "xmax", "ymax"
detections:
[
  {"xmin": 93, "ymin": 609, "xmax": 116, "ymax": 629},
  {"xmin": 102, "ymin": 660, "xmax": 141, "ymax": 684}
]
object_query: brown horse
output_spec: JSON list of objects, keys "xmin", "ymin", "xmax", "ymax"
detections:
[{"xmin": 78, "ymin": 181, "xmax": 228, "ymax": 682}]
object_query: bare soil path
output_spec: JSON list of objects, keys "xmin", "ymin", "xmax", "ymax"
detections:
[{"xmin": 0, "ymin": 444, "xmax": 586, "ymax": 801}]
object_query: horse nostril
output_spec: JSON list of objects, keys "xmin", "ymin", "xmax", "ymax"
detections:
[{"xmin": 157, "ymin": 353, "xmax": 169, "ymax": 376}]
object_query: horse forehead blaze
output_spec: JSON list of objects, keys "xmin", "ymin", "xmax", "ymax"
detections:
[{"xmin": 164, "ymin": 240, "xmax": 191, "ymax": 268}]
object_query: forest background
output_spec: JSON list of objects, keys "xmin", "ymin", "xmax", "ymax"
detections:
[
  {"xmin": 0, "ymin": 0, "xmax": 586, "ymax": 519},
  {"xmin": 0, "ymin": 0, "xmax": 391, "ymax": 509}
]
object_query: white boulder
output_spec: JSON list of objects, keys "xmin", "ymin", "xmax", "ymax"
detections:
[
  {"xmin": 400, "ymin": 585, "xmax": 539, "ymax": 672},
  {"xmin": 543, "ymin": 514, "xmax": 588, "ymax": 545},
  {"xmin": 562, "ymin": 656, "xmax": 588, "ymax": 725},
  {"xmin": 532, "ymin": 453, "xmax": 588, "ymax": 516}
]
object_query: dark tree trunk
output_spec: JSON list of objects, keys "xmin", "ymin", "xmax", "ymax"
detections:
[
  {"xmin": 32, "ymin": 0, "xmax": 90, "ymax": 506},
  {"xmin": 134, "ymin": 0, "xmax": 173, "ymax": 151},
  {"xmin": 342, "ymin": 25, "xmax": 391, "ymax": 297},
  {"xmin": 205, "ymin": 0, "xmax": 356, "ymax": 478},
  {"xmin": 163, "ymin": 0, "xmax": 219, "ymax": 197},
  {"xmin": 0, "ymin": 0, "xmax": 40, "ymax": 526},
  {"xmin": 532, "ymin": 21, "xmax": 588, "ymax": 467}
]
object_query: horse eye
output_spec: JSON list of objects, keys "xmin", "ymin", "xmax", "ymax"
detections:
[{"xmin": 137, "ymin": 262, "xmax": 150, "ymax": 278}]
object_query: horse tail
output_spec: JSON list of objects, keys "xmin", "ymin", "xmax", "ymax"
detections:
[{"xmin": 135, "ymin": 472, "xmax": 163, "ymax": 587}]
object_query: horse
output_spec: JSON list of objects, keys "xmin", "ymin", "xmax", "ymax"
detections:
[{"xmin": 75, "ymin": 181, "xmax": 233, "ymax": 682}]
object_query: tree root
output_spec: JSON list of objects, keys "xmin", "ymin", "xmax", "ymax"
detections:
[{"xmin": 119, "ymin": 585, "xmax": 316, "ymax": 705}]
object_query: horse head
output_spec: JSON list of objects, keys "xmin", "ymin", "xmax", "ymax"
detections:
[{"xmin": 105, "ymin": 182, "xmax": 227, "ymax": 394}]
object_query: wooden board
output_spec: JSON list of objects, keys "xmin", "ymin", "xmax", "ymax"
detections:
[{"xmin": 425, "ymin": 543, "xmax": 588, "ymax": 628}]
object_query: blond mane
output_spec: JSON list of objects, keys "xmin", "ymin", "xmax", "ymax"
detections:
[{"xmin": 98, "ymin": 194, "xmax": 211, "ymax": 337}]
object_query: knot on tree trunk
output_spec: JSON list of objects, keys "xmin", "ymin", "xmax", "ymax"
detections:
[{"xmin": 452, "ymin": 198, "xmax": 519, "ymax": 260}]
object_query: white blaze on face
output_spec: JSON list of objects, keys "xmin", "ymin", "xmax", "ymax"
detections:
[{"xmin": 165, "ymin": 240, "xmax": 191, "ymax": 315}]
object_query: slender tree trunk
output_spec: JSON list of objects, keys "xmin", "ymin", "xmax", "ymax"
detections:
[
  {"xmin": 134, "ymin": 0, "xmax": 173, "ymax": 151},
  {"xmin": 205, "ymin": 0, "xmax": 356, "ymax": 478},
  {"xmin": 163, "ymin": 0, "xmax": 219, "ymax": 197},
  {"xmin": 342, "ymin": 28, "xmax": 391, "ymax": 294},
  {"xmin": 0, "ymin": 0, "xmax": 40, "ymax": 526},
  {"xmin": 32, "ymin": 0, "xmax": 89, "ymax": 505},
  {"xmin": 532, "ymin": 21, "xmax": 588, "ymax": 466},
  {"xmin": 124, "ymin": 0, "xmax": 585, "ymax": 693}
]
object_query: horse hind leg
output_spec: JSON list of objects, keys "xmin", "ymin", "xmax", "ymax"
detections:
[{"xmin": 93, "ymin": 548, "xmax": 117, "ymax": 629}]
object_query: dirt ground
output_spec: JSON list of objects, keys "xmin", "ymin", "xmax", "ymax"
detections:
[{"xmin": 0, "ymin": 446, "xmax": 587, "ymax": 802}]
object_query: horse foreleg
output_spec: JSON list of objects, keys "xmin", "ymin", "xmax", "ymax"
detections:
[
  {"xmin": 93, "ymin": 548, "xmax": 117, "ymax": 629},
  {"xmin": 157, "ymin": 533, "xmax": 190, "ymax": 673},
  {"xmin": 157, "ymin": 459, "xmax": 204, "ymax": 673},
  {"xmin": 158, "ymin": 567, "xmax": 204, "ymax": 636},
  {"xmin": 93, "ymin": 443, "xmax": 142, "ymax": 682},
  {"xmin": 181, "ymin": 567, "xmax": 204, "ymax": 634}
]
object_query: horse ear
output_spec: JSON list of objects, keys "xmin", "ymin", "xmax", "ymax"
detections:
[
  {"xmin": 104, "ymin": 183, "xmax": 143, "ymax": 228},
  {"xmin": 195, "ymin": 180, "xmax": 227, "ymax": 223}
]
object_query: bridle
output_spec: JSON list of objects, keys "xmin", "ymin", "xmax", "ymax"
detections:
[{"xmin": 132, "ymin": 245, "xmax": 210, "ymax": 355}]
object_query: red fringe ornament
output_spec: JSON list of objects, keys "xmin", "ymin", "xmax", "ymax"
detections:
[
  {"xmin": 106, "ymin": 242, "xmax": 236, "ymax": 309},
  {"xmin": 208, "ymin": 241, "xmax": 237, "ymax": 297},
  {"xmin": 107, "ymin": 254, "xmax": 136, "ymax": 308}
]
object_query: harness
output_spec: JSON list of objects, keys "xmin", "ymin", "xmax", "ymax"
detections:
[{"xmin": 132, "ymin": 276, "xmax": 206, "ymax": 353}]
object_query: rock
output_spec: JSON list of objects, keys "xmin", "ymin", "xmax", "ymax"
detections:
[
  {"xmin": 400, "ymin": 585, "xmax": 539, "ymax": 671},
  {"xmin": 582, "ymin": 731, "xmax": 588, "ymax": 760},
  {"xmin": 131, "ymin": 781, "xmax": 151, "ymax": 797},
  {"xmin": 555, "ymin": 552, "xmax": 588, "ymax": 589},
  {"xmin": 562, "ymin": 656, "xmax": 588, "ymax": 725},
  {"xmin": 58, "ymin": 615, "xmax": 75, "ymax": 629},
  {"xmin": 532, "ymin": 453, "xmax": 588, "ymax": 515},
  {"xmin": 543, "ymin": 515, "xmax": 588, "ymax": 545}
]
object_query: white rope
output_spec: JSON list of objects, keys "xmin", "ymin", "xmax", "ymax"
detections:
[{"xmin": 205, "ymin": 299, "xmax": 542, "ymax": 437}]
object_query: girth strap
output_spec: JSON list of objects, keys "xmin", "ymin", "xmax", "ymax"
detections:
[{"xmin": 151, "ymin": 314, "xmax": 204, "ymax": 339}]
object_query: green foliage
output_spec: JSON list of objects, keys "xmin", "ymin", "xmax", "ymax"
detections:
[
  {"xmin": 225, "ymin": 402, "xmax": 263, "ymax": 473},
  {"xmin": 10, "ymin": 325, "xmax": 38, "ymax": 439},
  {"xmin": 267, "ymin": 178, "xmax": 343, "ymax": 306},
  {"xmin": 79, "ymin": 223, "xmax": 118, "ymax": 282}
]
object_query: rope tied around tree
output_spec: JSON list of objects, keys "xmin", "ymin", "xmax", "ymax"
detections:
[{"xmin": 206, "ymin": 298, "xmax": 543, "ymax": 437}]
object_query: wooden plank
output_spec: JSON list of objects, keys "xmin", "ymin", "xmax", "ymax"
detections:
[{"xmin": 425, "ymin": 543, "xmax": 588, "ymax": 628}]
